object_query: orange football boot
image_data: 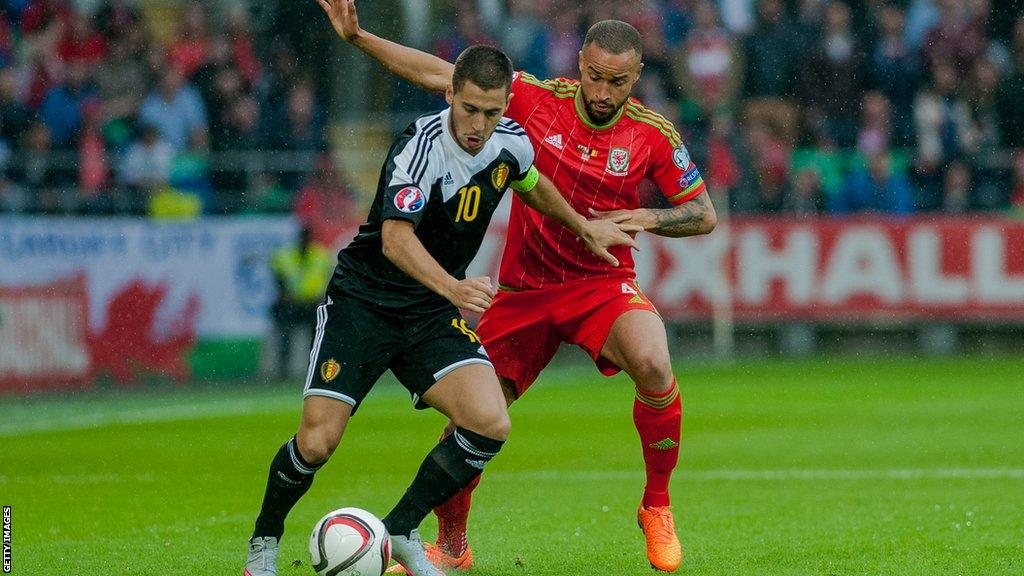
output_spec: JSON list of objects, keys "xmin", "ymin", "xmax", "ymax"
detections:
[
  {"xmin": 425, "ymin": 542, "xmax": 473, "ymax": 571},
  {"xmin": 384, "ymin": 543, "xmax": 473, "ymax": 574},
  {"xmin": 637, "ymin": 505, "xmax": 682, "ymax": 572}
]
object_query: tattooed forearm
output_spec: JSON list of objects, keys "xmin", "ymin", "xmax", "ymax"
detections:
[{"xmin": 647, "ymin": 192, "xmax": 718, "ymax": 238}]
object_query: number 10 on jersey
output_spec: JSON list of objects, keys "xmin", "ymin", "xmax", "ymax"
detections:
[{"xmin": 455, "ymin": 185, "xmax": 481, "ymax": 222}]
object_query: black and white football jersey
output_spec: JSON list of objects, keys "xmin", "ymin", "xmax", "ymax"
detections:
[{"xmin": 332, "ymin": 108, "xmax": 534, "ymax": 312}]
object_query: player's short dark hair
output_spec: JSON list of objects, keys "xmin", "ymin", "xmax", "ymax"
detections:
[
  {"xmin": 452, "ymin": 45, "xmax": 513, "ymax": 93},
  {"xmin": 583, "ymin": 20, "xmax": 643, "ymax": 59}
]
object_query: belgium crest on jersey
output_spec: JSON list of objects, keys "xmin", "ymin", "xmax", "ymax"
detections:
[
  {"xmin": 492, "ymin": 163, "xmax": 510, "ymax": 189},
  {"xmin": 320, "ymin": 358, "xmax": 341, "ymax": 382},
  {"xmin": 607, "ymin": 147, "xmax": 630, "ymax": 175}
]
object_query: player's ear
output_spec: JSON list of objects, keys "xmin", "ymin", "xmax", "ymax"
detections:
[{"xmin": 445, "ymin": 84, "xmax": 454, "ymax": 105}]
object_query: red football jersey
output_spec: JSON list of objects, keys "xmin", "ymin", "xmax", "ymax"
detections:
[{"xmin": 499, "ymin": 71, "xmax": 707, "ymax": 289}]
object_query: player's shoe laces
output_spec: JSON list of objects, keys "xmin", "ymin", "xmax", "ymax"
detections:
[
  {"xmin": 389, "ymin": 529, "xmax": 445, "ymax": 576},
  {"xmin": 637, "ymin": 505, "xmax": 682, "ymax": 572},
  {"xmin": 243, "ymin": 536, "xmax": 279, "ymax": 576}
]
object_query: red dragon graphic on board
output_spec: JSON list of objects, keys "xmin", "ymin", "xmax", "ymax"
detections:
[{"xmin": 88, "ymin": 280, "xmax": 200, "ymax": 385}]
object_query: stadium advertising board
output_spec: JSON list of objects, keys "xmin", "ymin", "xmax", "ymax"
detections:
[
  {"xmin": 0, "ymin": 217, "xmax": 296, "ymax": 389},
  {"xmin": 2, "ymin": 216, "xmax": 1021, "ymax": 390},
  {"xmin": 470, "ymin": 217, "xmax": 1024, "ymax": 322},
  {"xmin": 0, "ymin": 276, "xmax": 91, "ymax": 391}
]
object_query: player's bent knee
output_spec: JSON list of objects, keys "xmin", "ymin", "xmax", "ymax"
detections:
[
  {"xmin": 296, "ymin": 427, "xmax": 343, "ymax": 465},
  {"xmin": 457, "ymin": 409, "xmax": 511, "ymax": 441},
  {"xmin": 490, "ymin": 412, "xmax": 512, "ymax": 440},
  {"xmin": 630, "ymin": 350, "xmax": 675, "ymax": 393}
]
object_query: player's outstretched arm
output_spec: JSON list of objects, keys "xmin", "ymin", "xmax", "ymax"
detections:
[
  {"xmin": 590, "ymin": 190, "xmax": 718, "ymax": 238},
  {"xmin": 513, "ymin": 170, "xmax": 641, "ymax": 267},
  {"xmin": 381, "ymin": 219, "xmax": 495, "ymax": 312},
  {"xmin": 315, "ymin": 0, "xmax": 454, "ymax": 93}
]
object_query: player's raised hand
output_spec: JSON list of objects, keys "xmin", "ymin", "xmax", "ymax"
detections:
[
  {"xmin": 315, "ymin": 0, "xmax": 361, "ymax": 42},
  {"xmin": 577, "ymin": 216, "xmax": 642, "ymax": 267},
  {"xmin": 443, "ymin": 276, "xmax": 496, "ymax": 313}
]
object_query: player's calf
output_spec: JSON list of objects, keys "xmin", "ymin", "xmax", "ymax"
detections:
[
  {"xmin": 251, "ymin": 437, "xmax": 324, "ymax": 542},
  {"xmin": 382, "ymin": 426, "xmax": 504, "ymax": 539}
]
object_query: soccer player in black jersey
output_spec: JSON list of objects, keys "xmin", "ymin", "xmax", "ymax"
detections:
[{"xmin": 243, "ymin": 45, "xmax": 640, "ymax": 576}]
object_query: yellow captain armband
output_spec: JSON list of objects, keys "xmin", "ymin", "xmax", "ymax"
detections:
[{"xmin": 510, "ymin": 165, "xmax": 540, "ymax": 193}]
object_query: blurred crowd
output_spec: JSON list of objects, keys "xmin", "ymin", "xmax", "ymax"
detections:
[
  {"xmin": 431, "ymin": 0, "xmax": 1024, "ymax": 215},
  {"xmin": 0, "ymin": 0, "xmax": 356, "ymax": 221},
  {"xmin": 3, "ymin": 0, "xmax": 1024, "ymax": 219}
]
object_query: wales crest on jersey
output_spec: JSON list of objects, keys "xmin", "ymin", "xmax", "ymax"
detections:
[{"xmin": 606, "ymin": 147, "xmax": 630, "ymax": 175}]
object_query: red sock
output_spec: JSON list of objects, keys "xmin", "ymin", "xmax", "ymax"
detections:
[
  {"xmin": 634, "ymin": 379, "xmax": 682, "ymax": 508},
  {"xmin": 432, "ymin": 426, "xmax": 478, "ymax": 556}
]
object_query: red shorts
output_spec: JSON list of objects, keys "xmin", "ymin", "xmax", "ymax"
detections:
[{"xmin": 476, "ymin": 277, "xmax": 659, "ymax": 397}]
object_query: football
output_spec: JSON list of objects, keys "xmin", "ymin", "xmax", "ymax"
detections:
[{"xmin": 309, "ymin": 508, "xmax": 391, "ymax": 576}]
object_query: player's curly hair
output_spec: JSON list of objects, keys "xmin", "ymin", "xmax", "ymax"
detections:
[
  {"xmin": 452, "ymin": 45, "xmax": 513, "ymax": 93},
  {"xmin": 583, "ymin": 20, "xmax": 643, "ymax": 59}
]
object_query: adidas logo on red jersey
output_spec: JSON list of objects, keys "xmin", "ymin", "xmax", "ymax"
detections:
[{"xmin": 544, "ymin": 133, "xmax": 564, "ymax": 150}]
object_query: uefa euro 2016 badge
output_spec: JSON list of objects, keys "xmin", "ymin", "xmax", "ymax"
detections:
[
  {"xmin": 606, "ymin": 147, "xmax": 630, "ymax": 175},
  {"xmin": 492, "ymin": 163, "xmax": 510, "ymax": 189},
  {"xmin": 320, "ymin": 358, "xmax": 341, "ymax": 383},
  {"xmin": 673, "ymin": 144, "xmax": 691, "ymax": 169},
  {"xmin": 394, "ymin": 186, "xmax": 425, "ymax": 212}
]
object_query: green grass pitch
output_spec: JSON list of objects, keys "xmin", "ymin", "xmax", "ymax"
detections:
[{"xmin": 2, "ymin": 357, "xmax": 1022, "ymax": 575}]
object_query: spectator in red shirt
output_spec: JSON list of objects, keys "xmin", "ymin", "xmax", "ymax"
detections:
[
  {"xmin": 76, "ymin": 98, "xmax": 110, "ymax": 213},
  {"xmin": 681, "ymin": 1, "xmax": 741, "ymax": 116},
  {"xmin": 226, "ymin": 6, "xmax": 261, "ymax": 87},
  {"xmin": 19, "ymin": 0, "xmax": 70, "ymax": 35},
  {"xmin": 169, "ymin": 2, "xmax": 209, "ymax": 79},
  {"xmin": 705, "ymin": 113, "xmax": 742, "ymax": 198},
  {"xmin": 292, "ymin": 152, "xmax": 357, "ymax": 248},
  {"xmin": 57, "ymin": 10, "xmax": 106, "ymax": 65},
  {"xmin": 746, "ymin": 123, "xmax": 792, "ymax": 211}
]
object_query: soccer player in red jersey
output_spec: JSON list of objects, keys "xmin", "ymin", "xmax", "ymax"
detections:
[{"xmin": 317, "ymin": 1, "xmax": 717, "ymax": 572}]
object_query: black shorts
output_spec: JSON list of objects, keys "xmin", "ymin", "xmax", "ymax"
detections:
[{"xmin": 302, "ymin": 292, "xmax": 493, "ymax": 413}]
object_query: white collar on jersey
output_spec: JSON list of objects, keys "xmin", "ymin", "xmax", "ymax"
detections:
[{"xmin": 439, "ymin": 107, "xmax": 498, "ymax": 169}]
